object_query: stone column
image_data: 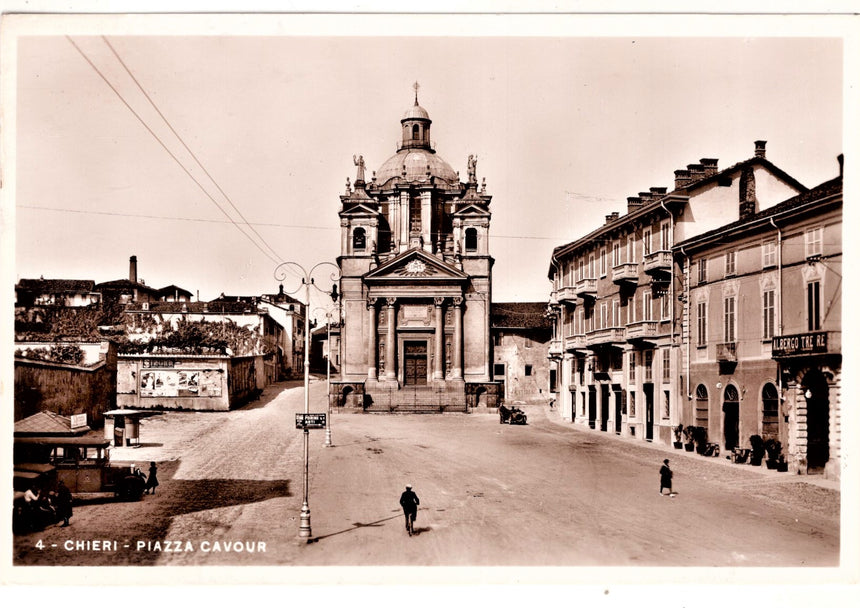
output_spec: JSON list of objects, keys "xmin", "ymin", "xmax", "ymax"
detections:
[
  {"xmin": 451, "ymin": 296, "xmax": 463, "ymax": 380},
  {"xmin": 385, "ymin": 298, "xmax": 397, "ymax": 381},
  {"xmin": 367, "ymin": 297, "xmax": 377, "ymax": 380},
  {"xmin": 434, "ymin": 297, "xmax": 445, "ymax": 380}
]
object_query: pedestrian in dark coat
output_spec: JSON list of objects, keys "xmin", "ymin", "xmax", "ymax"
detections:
[
  {"xmin": 144, "ymin": 462, "xmax": 159, "ymax": 495},
  {"xmin": 56, "ymin": 480, "xmax": 73, "ymax": 527},
  {"xmin": 399, "ymin": 484, "xmax": 420, "ymax": 535},
  {"xmin": 659, "ymin": 459, "xmax": 673, "ymax": 496}
]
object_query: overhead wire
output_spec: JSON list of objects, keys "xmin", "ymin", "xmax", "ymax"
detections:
[
  {"xmin": 65, "ymin": 36, "xmax": 282, "ymax": 268},
  {"xmin": 101, "ymin": 36, "xmax": 285, "ymax": 265}
]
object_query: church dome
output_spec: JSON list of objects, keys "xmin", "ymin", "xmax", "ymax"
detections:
[{"xmin": 375, "ymin": 149, "xmax": 459, "ymax": 186}]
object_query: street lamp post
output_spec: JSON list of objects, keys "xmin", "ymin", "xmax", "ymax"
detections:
[
  {"xmin": 313, "ymin": 305, "xmax": 339, "ymax": 448},
  {"xmin": 274, "ymin": 260, "xmax": 340, "ymax": 539}
]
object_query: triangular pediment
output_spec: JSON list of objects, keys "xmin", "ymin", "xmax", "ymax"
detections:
[
  {"xmin": 339, "ymin": 203, "xmax": 380, "ymax": 218},
  {"xmin": 365, "ymin": 248, "xmax": 468, "ymax": 283},
  {"xmin": 453, "ymin": 203, "xmax": 490, "ymax": 217}
]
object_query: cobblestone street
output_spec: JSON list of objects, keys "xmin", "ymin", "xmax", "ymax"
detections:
[{"xmin": 12, "ymin": 379, "xmax": 840, "ymax": 574}]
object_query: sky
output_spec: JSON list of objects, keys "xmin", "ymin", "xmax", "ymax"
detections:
[{"xmin": 4, "ymin": 14, "xmax": 847, "ymax": 317}]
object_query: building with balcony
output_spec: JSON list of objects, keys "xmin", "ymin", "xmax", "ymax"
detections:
[
  {"xmin": 548, "ymin": 141, "xmax": 808, "ymax": 446},
  {"xmin": 676, "ymin": 157, "xmax": 842, "ymax": 478}
]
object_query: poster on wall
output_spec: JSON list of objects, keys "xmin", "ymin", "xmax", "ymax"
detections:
[{"xmin": 140, "ymin": 370, "xmax": 221, "ymax": 397}]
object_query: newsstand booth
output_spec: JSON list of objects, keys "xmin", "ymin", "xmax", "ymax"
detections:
[{"xmin": 103, "ymin": 409, "xmax": 162, "ymax": 447}]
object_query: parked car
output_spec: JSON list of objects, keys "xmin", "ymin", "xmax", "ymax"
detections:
[{"xmin": 499, "ymin": 404, "xmax": 527, "ymax": 425}]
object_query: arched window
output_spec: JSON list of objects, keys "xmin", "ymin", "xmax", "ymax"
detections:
[
  {"xmin": 412, "ymin": 124, "xmax": 420, "ymax": 140},
  {"xmin": 762, "ymin": 382, "xmax": 779, "ymax": 437},
  {"xmin": 695, "ymin": 384, "xmax": 708, "ymax": 427},
  {"xmin": 465, "ymin": 228, "xmax": 478, "ymax": 252},
  {"xmin": 724, "ymin": 384, "xmax": 739, "ymax": 402},
  {"xmin": 353, "ymin": 227, "xmax": 366, "ymax": 250}
]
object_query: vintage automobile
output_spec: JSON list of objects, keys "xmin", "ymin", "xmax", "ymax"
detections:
[
  {"xmin": 14, "ymin": 435, "xmax": 146, "ymax": 502},
  {"xmin": 498, "ymin": 404, "xmax": 528, "ymax": 425},
  {"xmin": 13, "ymin": 463, "xmax": 60, "ymax": 533}
]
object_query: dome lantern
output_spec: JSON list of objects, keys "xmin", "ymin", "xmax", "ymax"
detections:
[{"xmin": 400, "ymin": 81, "xmax": 432, "ymax": 151}]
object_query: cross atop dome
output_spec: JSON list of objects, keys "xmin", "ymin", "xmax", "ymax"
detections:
[{"xmin": 413, "ymin": 81, "xmax": 420, "ymax": 104}]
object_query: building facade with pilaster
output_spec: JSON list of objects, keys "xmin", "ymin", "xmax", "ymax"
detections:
[
  {"xmin": 548, "ymin": 141, "xmax": 807, "ymax": 446},
  {"xmin": 334, "ymin": 91, "xmax": 499, "ymax": 412},
  {"xmin": 676, "ymin": 160, "xmax": 842, "ymax": 478}
]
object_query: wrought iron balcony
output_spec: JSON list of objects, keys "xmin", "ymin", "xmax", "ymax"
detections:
[
  {"xmin": 574, "ymin": 278, "xmax": 597, "ymax": 298},
  {"xmin": 611, "ymin": 262, "xmax": 638, "ymax": 285},
  {"xmin": 643, "ymin": 250, "xmax": 672, "ymax": 275},
  {"xmin": 564, "ymin": 334, "xmax": 587, "ymax": 351},
  {"xmin": 716, "ymin": 342, "xmax": 737, "ymax": 362},
  {"xmin": 585, "ymin": 327, "xmax": 626, "ymax": 347}
]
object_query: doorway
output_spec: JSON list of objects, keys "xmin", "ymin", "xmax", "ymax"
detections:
[
  {"xmin": 600, "ymin": 384, "xmax": 610, "ymax": 432},
  {"xmin": 644, "ymin": 384, "xmax": 654, "ymax": 441},
  {"xmin": 803, "ymin": 369, "xmax": 830, "ymax": 473},
  {"xmin": 587, "ymin": 387, "xmax": 597, "ymax": 429},
  {"xmin": 723, "ymin": 384, "xmax": 739, "ymax": 451},
  {"xmin": 613, "ymin": 386, "xmax": 623, "ymax": 434},
  {"xmin": 403, "ymin": 341, "xmax": 428, "ymax": 386}
]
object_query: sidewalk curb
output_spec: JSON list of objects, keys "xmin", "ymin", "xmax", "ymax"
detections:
[{"xmin": 534, "ymin": 403, "xmax": 840, "ymax": 492}]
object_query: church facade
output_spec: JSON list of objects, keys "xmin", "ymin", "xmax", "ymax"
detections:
[{"xmin": 332, "ymin": 91, "xmax": 500, "ymax": 412}]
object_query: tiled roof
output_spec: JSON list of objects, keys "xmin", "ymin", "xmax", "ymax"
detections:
[
  {"xmin": 17, "ymin": 279, "xmax": 96, "ymax": 292},
  {"xmin": 492, "ymin": 302, "xmax": 552, "ymax": 330},
  {"xmin": 95, "ymin": 279, "xmax": 160, "ymax": 294},
  {"xmin": 14, "ymin": 411, "xmax": 91, "ymax": 436},
  {"xmin": 676, "ymin": 176, "xmax": 841, "ymax": 249},
  {"xmin": 550, "ymin": 156, "xmax": 809, "ymax": 263}
]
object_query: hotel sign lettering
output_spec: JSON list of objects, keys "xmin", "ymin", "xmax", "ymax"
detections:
[{"xmin": 771, "ymin": 332, "xmax": 828, "ymax": 357}]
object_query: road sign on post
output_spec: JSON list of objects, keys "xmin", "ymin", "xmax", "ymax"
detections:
[{"xmin": 296, "ymin": 413, "xmax": 327, "ymax": 429}]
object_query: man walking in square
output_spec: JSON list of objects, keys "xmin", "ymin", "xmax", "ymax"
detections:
[
  {"xmin": 399, "ymin": 484, "xmax": 420, "ymax": 536},
  {"xmin": 659, "ymin": 459, "xmax": 674, "ymax": 496}
]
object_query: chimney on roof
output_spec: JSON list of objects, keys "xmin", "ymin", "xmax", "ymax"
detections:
[
  {"xmin": 754, "ymin": 140, "xmax": 767, "ymax": 158},
  {"xmin": 605, "ymin": 212, "xmax": 619, "ymax": 224},
  {"xmin": 627, "ymin": 196, "xmax": 643, "ymax": 212},
  {"xmin": 674, "ymin": 169, "xmax": 692, "ymax": 189},
  {"xmin": 129, "ymin": 255, "xmax": 138, "ymax": 283},
  {"xmin": 638, "ymin": 191, "xmax": 654, "ymax": 204},
  {"xmin": 700, "ymin": 158, "xmax": 719, "ymax": 177},
  {"xmin": 838, "ymin": 153, "xmax": 844, "ymax": 178},
  {"xmin": 687, "ymin": 163, "xmax": 705, "ymax": 183},
  {"xmin": 650, "ymin": 186, "xmax": 668, "ymax": 198}
]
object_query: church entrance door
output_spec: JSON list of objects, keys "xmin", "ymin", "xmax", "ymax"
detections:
[{"xmin": 404, "ymin": 341, "xmax": 428, "ymax": 386}]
